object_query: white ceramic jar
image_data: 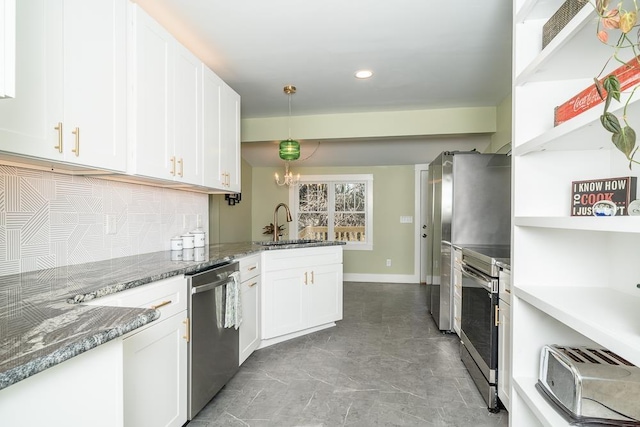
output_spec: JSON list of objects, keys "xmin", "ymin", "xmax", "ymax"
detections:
[
  {"xmin": 194, "ymin": 246, "xmax": 206, "ymax": 262},
  {"xmin": 170, "ymin": 237, "xmax": 183, "ymax": 251},
  {"xmin": 181, "ymin": 233, "xmax": 195, "ymax": 249},
  {"xmin": 190, "ymin": 229, "xmax": 206, "ymax": 248},
  {"xmin": 183, "ymin": 248, "xmax": 195, "ymax": 261}
]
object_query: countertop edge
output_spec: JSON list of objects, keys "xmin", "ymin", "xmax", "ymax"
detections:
[{"xmin": 0, "ymin": 307, "xmax": 159, "ymax": 391}]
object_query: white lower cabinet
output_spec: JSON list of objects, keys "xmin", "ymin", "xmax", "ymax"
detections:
[
  {"xmin": 261, "ymin": 246, "xmax": 343, "ymax": 342},
  {"xmin": 0, "ymin": 339, "xmax": 125, "ymax": 427},
  {"xmin": 85, "ymin": 275, "xmax": 188, "ymax": 427},
  {"xmin": 123, "ymin": 311, "xmax": 187, "ymax": 427},
  {"xmin": 238, "ymin": 254, "xmax": 261, "ymax": 365}
]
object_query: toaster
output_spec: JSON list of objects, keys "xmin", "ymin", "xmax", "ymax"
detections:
[{"xmin": 537, "ymin": 345, "xmax": 640, "ymax": 425}]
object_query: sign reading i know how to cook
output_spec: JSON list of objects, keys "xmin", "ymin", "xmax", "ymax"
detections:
[{"xmin": 571, "ymin": 177, "xmax": 637, "ymax": 216}]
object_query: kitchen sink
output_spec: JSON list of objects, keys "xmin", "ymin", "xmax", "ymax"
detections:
[{"xmin": 255, "ymin": 239, "xmax": 321, "ymax": 247}]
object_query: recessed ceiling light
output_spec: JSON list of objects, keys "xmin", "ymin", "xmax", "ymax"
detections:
[{"xmin": 354, "ymin": 70, "xmax": 373, "ymax": 79}]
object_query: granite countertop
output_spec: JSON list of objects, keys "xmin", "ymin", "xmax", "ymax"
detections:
[{"xmin": 0, "ymin": 240, "xmax": 343, "ymax": 391}]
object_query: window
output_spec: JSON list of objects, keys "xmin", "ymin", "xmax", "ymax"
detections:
[{"xmin": 290, "ymin": 174, "xmax": 373, "ymax": 250}]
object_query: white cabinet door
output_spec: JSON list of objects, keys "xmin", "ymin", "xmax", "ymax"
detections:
[
  {"xmin": 497, "ymin": 297, "xmax": 511, "ymax": 412},
  {"xmin": 306, "ymin": 263, "xmax": 343, "ymax": 327},
  {"xmin": 239, "ymin": 275, "xmax": 260, "ymax": 365},
  {"xmin": 129, "ymin": 4, "xmax": 174, "ymax": 180},
  {"xmin": 0, "ymin": 0, "xmax": 15, "ymax": 98},
  {"xmin": 220, "ymin": 82, "xmax": 241, "ymax": 192},
  {"xmin": 0, "ymin": 0, "xmax": 126, "ymax": 172},
  {"xmin": 63, "ymin": 0, "xmax": 127, "ymax": 171},
  {"xmin": 202, "ymin": 65, "xmax": 223, "ymax": 189},
  {"xmin": 262, "ymin": 267, "xmax": 305, "ymax": 339},
  {"xmin": 174, "ymin": 43, "xmax": 202, "ymax": 185},
  {"xmin": 123, "ymin": 311, "xmax": 188, "ymax": 427}
]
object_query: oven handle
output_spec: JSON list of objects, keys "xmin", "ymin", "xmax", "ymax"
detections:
[
  {"xmin": 461, "ymin": 264, "xmax": 493, "ymax": 292},
  {"xmin": 191, "ymin": 279, "xmax": 232, "ymax": 294}
]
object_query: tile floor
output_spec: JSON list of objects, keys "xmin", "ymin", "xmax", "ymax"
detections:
[{"xmin": 189, "ymin": 282, "xmax": 509, "ymax": 426}]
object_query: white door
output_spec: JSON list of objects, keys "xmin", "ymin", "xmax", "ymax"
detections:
[
  {"xmin": 173, "ymin": 44, "xmax": 201, "ymax": 185},
  {"xmin": 306, "ymin": 264, "xmax": 343, "ymax": 327},
  {"xmin": 202, "ymin": 65, "xmax": 223, "ymax": 189},
  {"xmin": 262, "ymin": 268, "xmax": 305, "ymax": 339},
  {"xmin": 220, "ymin": 82, "xmax": 241, "ymax": 192},
  {"xmin": 64, "ymin": 0, "xmax": 127, "ymax": 171},
  {"xmin": 239, "ymin": 276, "xmax": 260, "ymax": 365},
  {"xmin": 123, "ymin": 312, "xmax": 188, "ymax": 427},
  {"xmin": 418, "ymin": 166, "xmax": 429, "ymax": 283},
  {"xmin": 131, "ymin": 5, "xmax": 175, "ymax": 180},
  {"xmin": 0, "ymin": 0, "xmax": 62, "ymax": 160}
]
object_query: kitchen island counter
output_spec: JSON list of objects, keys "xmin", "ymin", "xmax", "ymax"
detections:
[{"xmin": 0, "ymin": 240, "xmax": 343, "ymax": 390}]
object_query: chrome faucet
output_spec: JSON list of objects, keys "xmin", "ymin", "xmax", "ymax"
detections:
[{"xmin": 273, "ymin": 202, "xmax": 293, "ymax": 241}]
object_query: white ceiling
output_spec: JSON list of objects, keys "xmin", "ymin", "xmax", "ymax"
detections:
[{"xmin": 135, "ymin": 0, "xmax": 513, "ymax": 166}]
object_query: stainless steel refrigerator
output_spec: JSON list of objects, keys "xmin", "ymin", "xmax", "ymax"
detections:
[{"xmin": 425, "ymin": 151, "xmax": 511, "ymax": 331}]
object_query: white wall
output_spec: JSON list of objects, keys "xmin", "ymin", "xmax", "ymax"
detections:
[{"xmin": 0, "ymin": 165, "xmax": 208, "ymax": 275}]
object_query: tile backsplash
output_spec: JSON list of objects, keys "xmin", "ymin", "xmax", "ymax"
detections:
[{"xmin": 0, "ymin": 165, "xmax": 208, "ymax": 276}]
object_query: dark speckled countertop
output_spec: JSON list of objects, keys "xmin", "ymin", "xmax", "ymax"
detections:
[{"xmin": 0, "ymin": 240, "xmax": 343, "ymax": 390}]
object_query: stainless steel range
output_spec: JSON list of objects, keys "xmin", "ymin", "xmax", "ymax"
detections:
[{"xmin": 460, "ymin": 245, "xmax": 510, "ymax": 412}]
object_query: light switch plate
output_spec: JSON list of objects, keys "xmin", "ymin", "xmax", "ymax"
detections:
[
  {"xmin": 400, "ymin": 216, "xmax": 413, "ymax": 223},
  {"xmin": 105, "ymin": 214, "xmax": 117, "ymax": 235}
]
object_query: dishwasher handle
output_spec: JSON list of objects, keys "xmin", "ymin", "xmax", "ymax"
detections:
[{"xmin": 191, "ymin": 279, "xmax": 232, "ymax": 295}]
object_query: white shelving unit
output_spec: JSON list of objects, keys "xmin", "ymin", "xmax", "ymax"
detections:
[{"xmin": 512, "ymin": 0, "xmax": 640, "ymax": 425}]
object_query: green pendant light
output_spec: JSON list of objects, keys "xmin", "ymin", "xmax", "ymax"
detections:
[{"xmin": 279, "ymin": 85, "xmax": 300, "ymax": 161}]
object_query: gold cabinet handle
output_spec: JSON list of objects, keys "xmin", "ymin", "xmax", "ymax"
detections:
[
  {"xmin": 226, "ymin": 173, "xmax": 230, "ymax": 186},
  {"xmin": 221, "ymin": 172, "xmax": 225, "ymax": 185},
  {"xmin": 54, "ymin": 122, "xmax": 63, "ymax": 153},
  {"xmin": 183, "ymin": 317, "xmax": 190, "ymax": 342},
  {"xmin": 495, "ymin": 305, "xmax": 500, "ymax": 327},
  {"xmin": 178, "ymin": 158, "xmax": 184, "ymax": 177},
  {"xmin": 304, "ymin": 271, "xmax": 308, "ymax": 285},
  {"xmin": 248, "ymin": 266, "xmax": 257, "ymax": 271},
  {"xmin": 150, "ymin": 300, "xmax": 171, "ymax": 310},
  {"xmin": 311, "ymin": 271, "xmax": 315, "ymax": 284},
  {"xmin": 71, "ymin": 127, "xmax": 80, "ymax": 156},
  {"xmin": 248, "ymin": 281, "xmax": 257, "ymax": 288},
  {"xmin": 170, "ymin": 156, "xmax": 176, "ymax": 176}
]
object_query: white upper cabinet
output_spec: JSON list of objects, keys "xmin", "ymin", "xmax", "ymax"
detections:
[
  {"xmin": 129, "ymin": 3, "xmax": 238, "ymax": 191},
  {"xmin": 202, "ymin": 65, "xmax": 223, "ymax": 189},
  {"xmin": 0, "ymin": 0, "xmax": 15, "ymax": 98},
  {"xmin": 0, "ymin": 0, "xmax": 127, "ymax": 172},
  {"xmin": 220, "ymin": 82, "xmax": 241, "ymax": 192}
]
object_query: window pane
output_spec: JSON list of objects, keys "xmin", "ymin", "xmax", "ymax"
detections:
[
  {"xmin": 298, "ymin": 184, "xmax": 327, "ymax": 212},
  {"xmin": 334, "ymin": 213, "xmax": 366, "ymax": 242},
  {"xmin": 334, "ymin": 183, "xmax": 365, "ymax": 212},
  {"xmin": 297, "ymin": 213, "xmax": 328, "ymax": 240}
]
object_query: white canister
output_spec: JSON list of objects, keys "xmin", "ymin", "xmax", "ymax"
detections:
[
  {"xmin": 170, "ymin": 237, "xmax": 183, "ymax": 251},
  {"xmin": 194, "ymin": 246, "xmax": 206, "ymax": 262},
  {"xmin": 183, "ymin": 248, "xmax": 195, "ymax": 261},
  {"xmin": 170, "ymin": 250, "xmax": 183, "ymax": 261},
  {"xmin": 190, "ymin": 229, "xmax": 206, "ymax": 248},
  {"xmin": 181, "ymin": 233, "xmax": 195, "ymax": 249}
]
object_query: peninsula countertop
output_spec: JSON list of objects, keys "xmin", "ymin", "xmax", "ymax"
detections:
[{"xmin": 0, "ymin": 240, "xmax": 343, "ymax": 390}]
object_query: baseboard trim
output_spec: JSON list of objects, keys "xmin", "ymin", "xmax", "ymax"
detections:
[{"xmin": 343, "ymin": 273, "xmax": 419, "ymax": 283}]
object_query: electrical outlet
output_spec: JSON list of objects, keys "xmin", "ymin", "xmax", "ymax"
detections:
[
  {"xmin": 386, "ymin": 259, "xmax": 392, "ymax": 267},
  {"xmin": 400, "ymin": 216, "xmax": 413, "ymax": 224}
]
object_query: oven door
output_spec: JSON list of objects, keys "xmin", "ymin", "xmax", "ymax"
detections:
[{"xmin": 460, "ymin": 264, "xmax": 498, "ymax": 384}]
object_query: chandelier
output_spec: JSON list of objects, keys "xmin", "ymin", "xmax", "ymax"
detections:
[{"xmin": 275, "ymin": 85, "xmax": 300, "ymax": 186}]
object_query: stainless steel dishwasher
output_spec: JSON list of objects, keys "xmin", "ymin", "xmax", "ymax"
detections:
[{"xmin": 187, "ymin": 261, "xmax": 239, "ymax": 420}]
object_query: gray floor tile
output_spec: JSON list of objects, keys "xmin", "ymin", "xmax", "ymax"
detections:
[{"xmin": 190, "ymin": 282, "xmax": 508, "ymax": 426}]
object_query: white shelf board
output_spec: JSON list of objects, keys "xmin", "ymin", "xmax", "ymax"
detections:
[
  {"xmin": 516, "ymin": 0, "xmax": 570, "ymax": 23},
  {"xmin": 514, "ymin": 285, "xmax": 640, "ymax": 366},
  {"xmin": 514, "ymin": 90, "xmax": 640, "ymax": 156},
  {"xmin": 513, "ymin": 376, "xmax": 569, "ymax": 427},
  {"xmin": 515, "ymin": 216, "xmax": 640, "ymax": 233}
]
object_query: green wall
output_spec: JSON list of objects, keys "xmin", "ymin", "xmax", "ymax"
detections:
[
  {"xmin": 251, "ymin": 165, "xmax": 415, "ymax": 275},
  {"xmin": 488, "ymin": 95, "xmax": 512, "ymax": 153},
  {"xmin": 209, "ymin": 158, "xmax": 253, "ymax": 243}
]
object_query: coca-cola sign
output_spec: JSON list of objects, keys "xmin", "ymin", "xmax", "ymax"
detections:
[{"xmin": 555, "ymin": 56, "xmax": 640, "ymax": 126}]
